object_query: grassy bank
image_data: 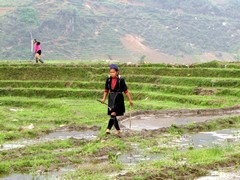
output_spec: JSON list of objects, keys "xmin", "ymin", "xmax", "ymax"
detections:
[{"xmin": 0, "ymin": 61, "xmax": 240, "ymax": 179}]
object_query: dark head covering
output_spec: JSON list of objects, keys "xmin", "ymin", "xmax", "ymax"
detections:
[{"xmin": 109, "ymin": 64, "xmax": 119, "ymax": 71}]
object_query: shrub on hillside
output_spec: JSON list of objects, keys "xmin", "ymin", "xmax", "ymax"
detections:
[{"xmin": 17, "ymin": 7, "xmax": 39, "ymax": 26}]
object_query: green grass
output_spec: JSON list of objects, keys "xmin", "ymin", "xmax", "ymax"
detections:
[
  {"xmin": 0, "ymin": 98, "xmax": 106, "ymax": 143},
  {"xmin": 0, "ymin": 61, "xmax": 240, "ymax": 178},
  {"xmin": 1, "ymin": 80, "xmax": 239, "ymax": 97},
  {"xmin": 115, "ymin": 138, "xmax": 240, "ymax": 179},
  {"xmin": 0, "ymin": 64, "xmax": 240, "ymax": 81},
  {"xmin": 0, "ymin": 137, "xmax": 127, "ymax": 177},
  {"xmin": 0, "ymin": 95, "xmax": 218, "ymax": 143}
]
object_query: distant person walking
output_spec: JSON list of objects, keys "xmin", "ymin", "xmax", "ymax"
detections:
[
  {"xmin": 33, "ymin": 39, "xmax": 44, "ymax": 63},
  {"xmin": 101, "ymin": 64, "xmax": 133, "ymax": 135}
]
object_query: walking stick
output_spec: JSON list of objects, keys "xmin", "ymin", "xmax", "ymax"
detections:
[
  {"xmin": 96, "ymin": 99, "xmax": 111, "ymax": 111},
  {"xmin": 129, "ymin": 106, "xmax": 132, "ymax": 129}
]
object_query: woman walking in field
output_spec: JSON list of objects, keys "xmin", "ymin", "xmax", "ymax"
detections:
[
  {"xmin": 33, "ymin": 39, "xmax": 44, "ymax": 63},
  {"xmin": 101, "ymin": 64, "xmax": 133, "ymax": 135}
]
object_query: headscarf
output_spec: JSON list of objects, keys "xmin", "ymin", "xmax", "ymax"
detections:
[{"xmin": 109, "ymin": 64, "xmax": 119, "ymax": 71}]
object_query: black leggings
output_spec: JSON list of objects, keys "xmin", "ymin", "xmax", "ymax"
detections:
[{"xmin": 107, "ymin": 115, "xmax": 120, "ymax": 130}]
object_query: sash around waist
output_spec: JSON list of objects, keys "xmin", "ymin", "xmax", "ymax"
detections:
[{"xmin": 109, "ymin": 92, "xmax": 122, "ymax": 94}]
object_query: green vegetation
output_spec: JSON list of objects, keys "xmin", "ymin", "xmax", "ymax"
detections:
[
  {"xmin": 0, "ymin": 61, "xmax": 240, "ymax": 179},
  {"xmin": 0, "ymin": 1, "xmax": 239, "ymax": 61},
  {"xmin": 17, "ymin": 7, "xmax": 39, "ymax": 26},
  {"xmin": 123, "ymin": 144, "xmax": 240, "ymax": 179}
]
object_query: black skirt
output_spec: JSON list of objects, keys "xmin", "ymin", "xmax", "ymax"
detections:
[
  {"xmin": 36, "ymin": 50, "xmax": 42, "ymax": 55},
  {"xmin": 108, "ymin": 92, "xmax": 125, "ymax": 116},
  {"xmin": 105, "ymin": 77, "xmax": 128, "ymax": 116}
]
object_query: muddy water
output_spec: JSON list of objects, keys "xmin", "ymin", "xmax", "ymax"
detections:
[
  {"xmin": 118, "ymin": 143, "xmax": 163, "ymax": 165},
  {"xmin": 121, "ymin": 113, "xmax": 240, "ymax": 131},
  {"xmin": 1, "ymin": 166, "xmax": 75, "ymax": 180},
  {"xmin": 196, "ymin": 169, "xmax": 240, "ymax": 180},
  {"xmin": 0, "ymin": 130, "xmax": 98, "ymax": 151},
  {"xmin": 44, "ymin": 130, "xmax": 97, "ymax": 140},
  {"xmin": 182, "ymin": 129, "xmax": 240, "ymax": 149},
  {"xmin": 118, "ymin": 129, "xmax": 240, "ymax": 166},
  {"xmin": 118, "ymin": 153, "xmax": 163, "ymax": 165},
  {"xmin": 119, "ymin": 108, "xmax": 240, "ymax": 165}
]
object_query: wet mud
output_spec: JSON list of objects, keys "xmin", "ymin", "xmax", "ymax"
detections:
[
  {"xmin": 2, "ymin": 106, "xmax": 240, "ymax": 179},
  {"xmin": 118, "ymin": 143, "xmax": 163, "ymax": 165},
  {"xmin": 184, "ymin": 129, "xmax": 240, "ymax": 149},
  {"xmin": 1, "ymin": 166, "xmax": 75, "ymax": 180},
  {"xmin": 163, "ymin": 128, "xmax": 240, "ymax": 151},
  {"xmin": 120, "ymin": 105, "xmax": 240, "ymax": 131},
  {"xmin": 196, "ymin": 169, "xmax": 240, "ymax": 180},
  {"xmin": 0, "ymin": 129, "xmax": 98, "ymax": 151},
  {"xmin": 118, "ymin": 128, "xmax": 240, "ymax": 166}
]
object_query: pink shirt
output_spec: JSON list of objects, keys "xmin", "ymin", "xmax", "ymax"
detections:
[{"xmin": 34, "ymin": 44, "xmax": 41, "ymax": 53}]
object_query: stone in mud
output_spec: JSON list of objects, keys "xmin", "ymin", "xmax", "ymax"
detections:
[{"xmin": 20, "ymin": 124, "xmax": 35, "ymax": 130}]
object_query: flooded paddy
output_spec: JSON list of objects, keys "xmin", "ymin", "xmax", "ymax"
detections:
[
  {"xmin": 121, "ymin": 107, "xmax": 240, "ymax": 130},
  {"xmin": 1, "ymin": 166, "xmax": 75, "ymax": 180},
  {"xmin": 2, "ymin": 106, "xmax": 240, "ymax": 179},
  {"xmin": 183, "ymin": 129, "xmax": 240, "ymax": 149},
  {"xmin": 0, "ymin": 130, "xmax": 98, "ymax": 151},
  {"xmin": 196, "ymin": 169, "xmax": 240, "ymax": 180},
  {"xmin": 118, "ymin": 128, "xmax": 240, "ymax": 166},
  {"xmin": 118, "ymin": 143, "xmax": 163, "ymax": 165}
]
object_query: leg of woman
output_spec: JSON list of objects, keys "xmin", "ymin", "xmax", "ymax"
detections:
[
  {"xmin": 111, "ymin": 112, "xmax": 121, "ymax": 134},
  {"xmin": 106, "ymin": 115, "xmax": 115, "ymax": 134},
  {"xmin": 113, "ymin": 117, "xmax": 120, "ymax": 132},
  {"xmin": 35, "ymin": 53, "xmax": 39, "ymax": 63},
  {"xmin": 38, "ymin": 55, "xmax": 44, "ymax": 63},
  {"xmin": 106, "ymin": 112, "xmax": 116, "ymax": 134}
]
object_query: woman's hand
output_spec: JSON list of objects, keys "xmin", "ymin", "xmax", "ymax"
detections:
[
  {"xmin": 129, "ymin": 100, "xmax": 133, "ymax": 107},
  {"xmin": 102, "ymin": 92, "xmax": 108, "ymax": 104},
  {"xmin": 125, "ymin": 92, "xmax": 133, "ymax": 107},
  {"xmin": 101, "ymin": 98, "xmax": 105, "ymax": 103}
]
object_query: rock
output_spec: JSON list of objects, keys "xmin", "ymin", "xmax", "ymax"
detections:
[
  {"xmin": 9, "ymin": 108, "xmax": 22, "ymax": 112},
  {"xmin": 22, "ymin": 124, "xmax": 35, "ymax": 130}
]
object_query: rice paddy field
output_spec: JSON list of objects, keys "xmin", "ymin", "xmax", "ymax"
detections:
[{"xmin": 0, "ymin": 60, "xmax": 240, "ymax": 179}]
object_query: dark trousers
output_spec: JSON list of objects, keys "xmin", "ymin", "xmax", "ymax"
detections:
[{"xmin": 107, "ymin": 115, "xmax": 120, "ymax": 130}]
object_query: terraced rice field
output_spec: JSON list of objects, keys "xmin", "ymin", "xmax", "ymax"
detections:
[{"xmin": 0, "ymin": 61, "xmax": 240, "ymax": 179}]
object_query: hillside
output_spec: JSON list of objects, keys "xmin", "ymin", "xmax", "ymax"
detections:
[
  {"xmin": 0, "ymin": 0, "xmax": 240, "ymax": 63},
  {"xmin": 0, "ymin": 61, "xmax": 240, "ymax": 179}
]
